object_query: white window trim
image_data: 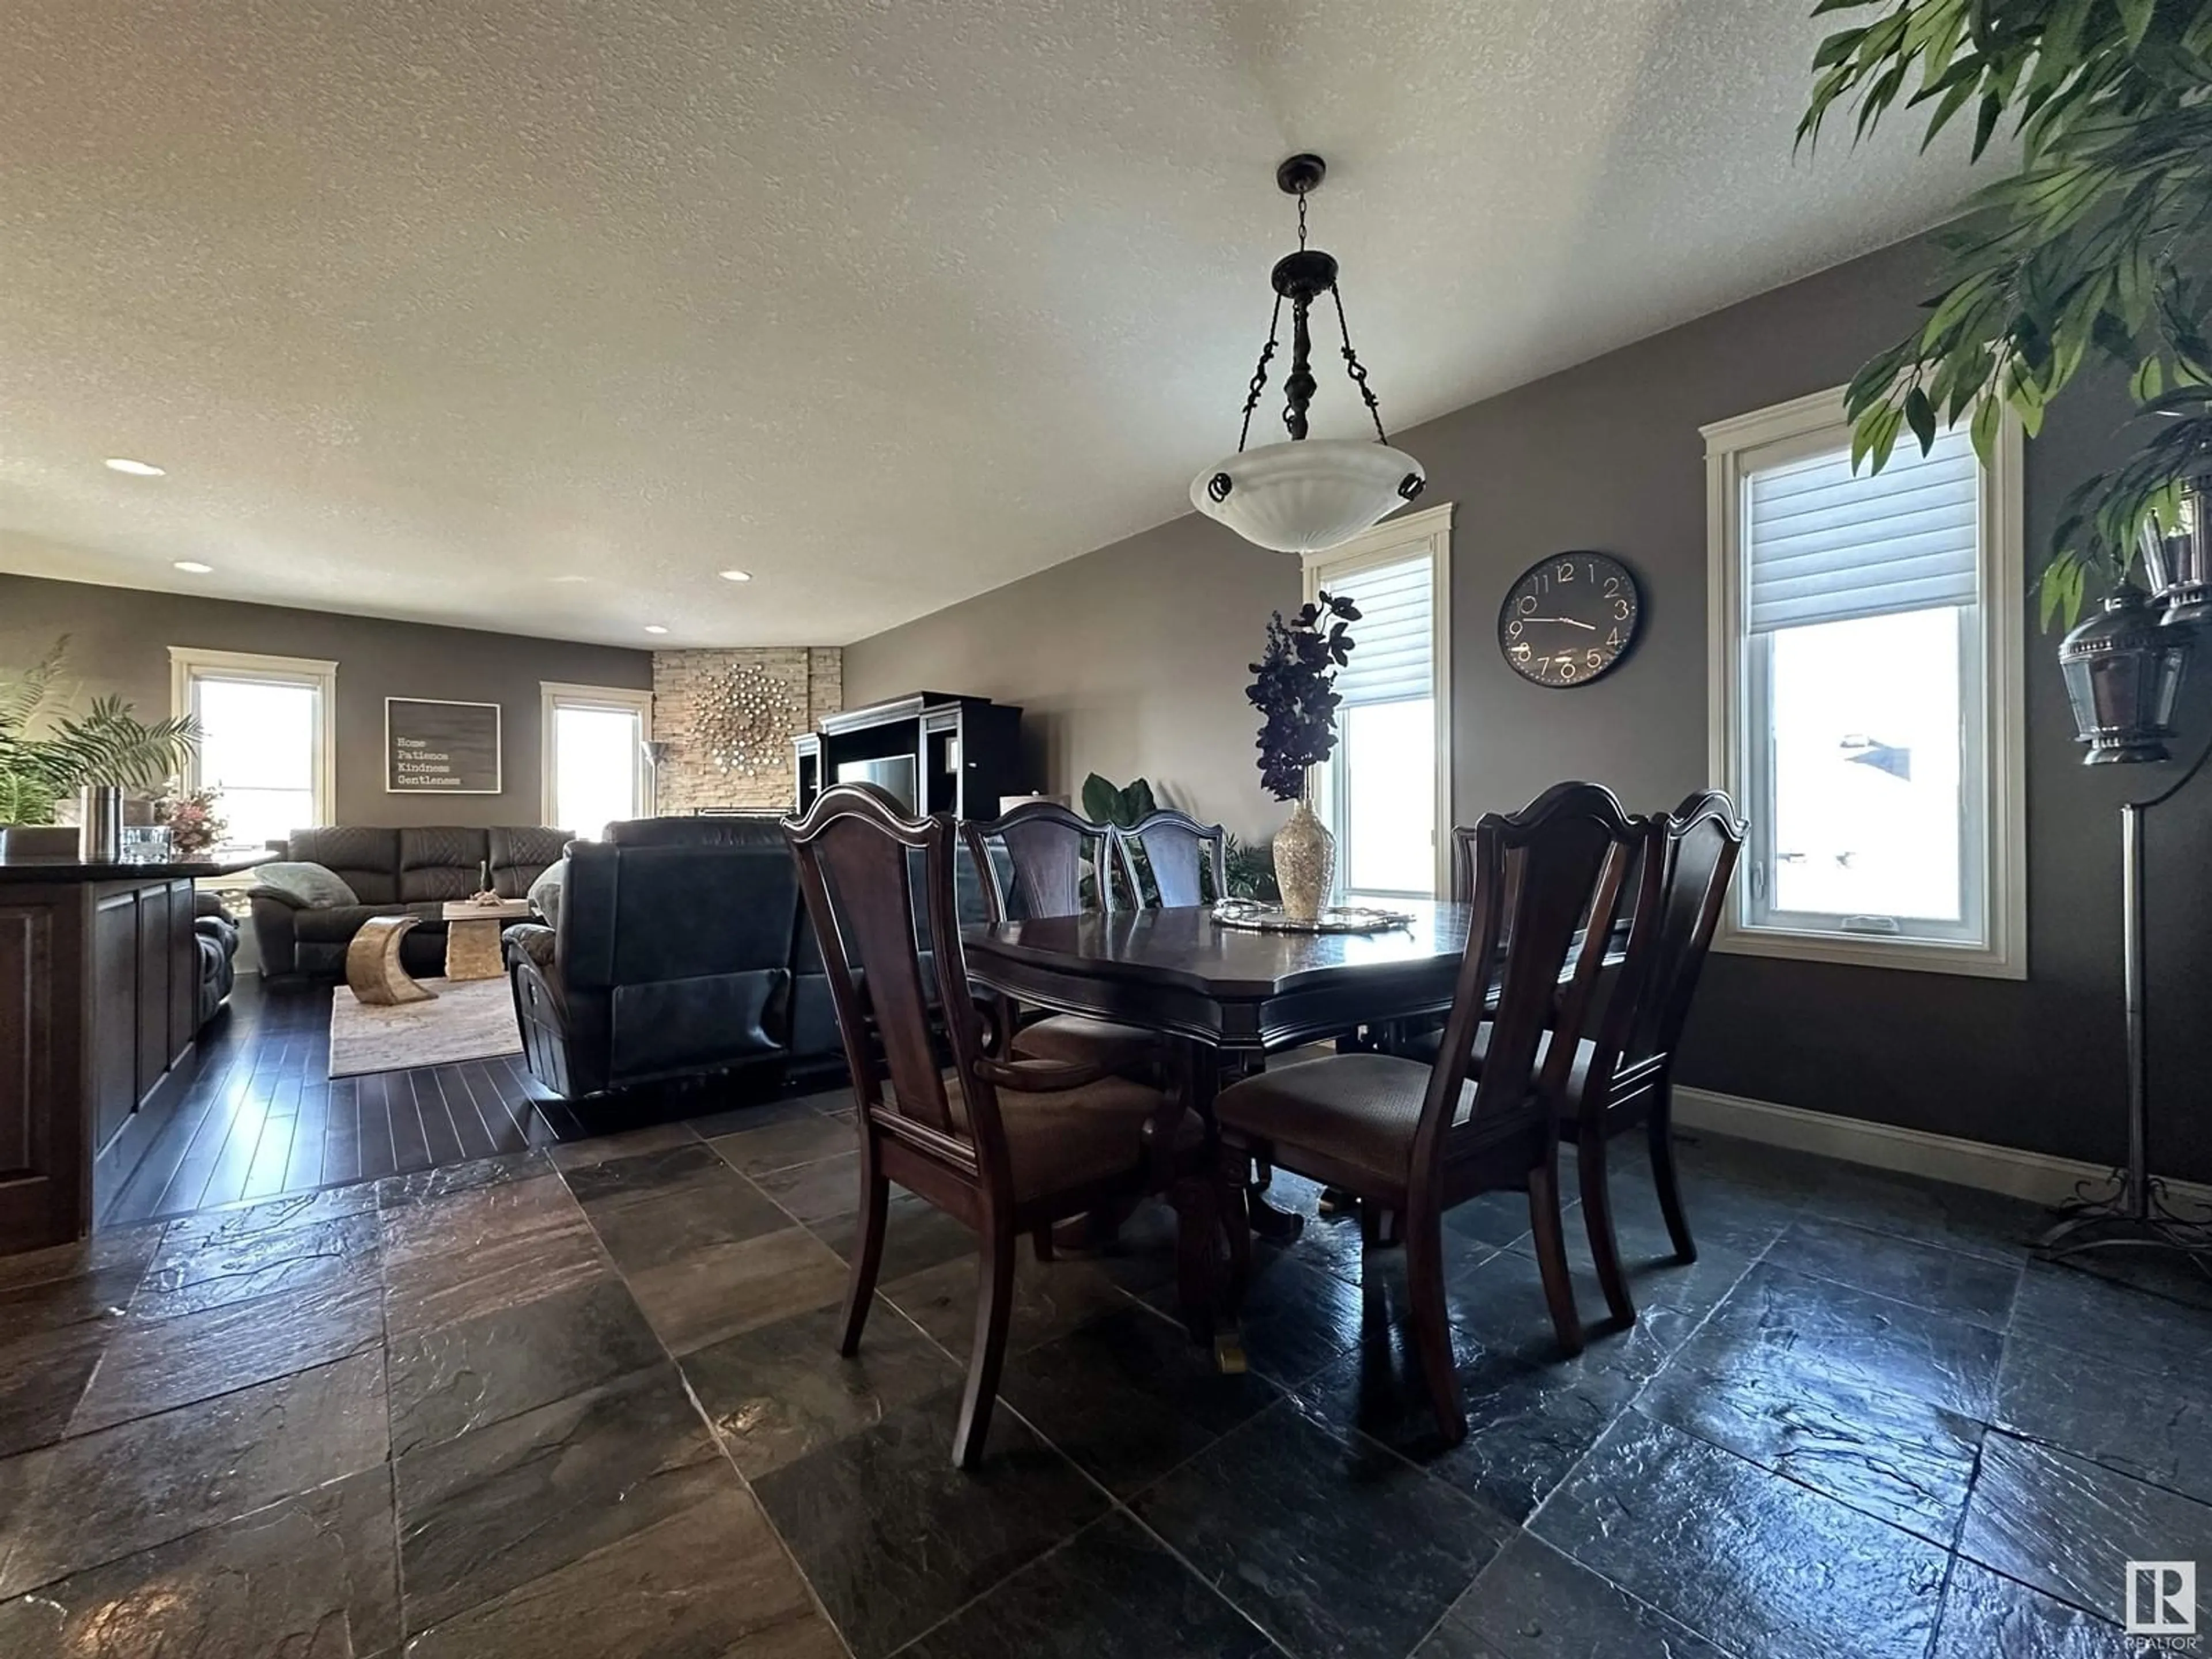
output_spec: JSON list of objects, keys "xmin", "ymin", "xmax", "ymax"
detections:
[
  {"xmin": 540, "ymin": 681, "xmax": 655, "ymax": 831},
  {"xmin": 1302, "ymin": 500, "xmax": 1455, "ymax": 898},
  {"xmin": 168, "ymin": 645, "xmax": 339, "ymax": 835},
  {"xmin": 1702, "ymin": 387, "xmax": 2026, "ymax": 980}
]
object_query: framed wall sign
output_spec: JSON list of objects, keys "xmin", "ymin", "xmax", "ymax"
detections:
[{"xmin": 385, "ymin": 698, "xmax": 503, "ymax": 794}]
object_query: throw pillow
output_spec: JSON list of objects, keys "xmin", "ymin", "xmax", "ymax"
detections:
[
  {"xmin": 528, "ymin": 858, "xmax": 567, "ymax": 929},
  {"xmin": 249, "ymin": 861, "xmax": 359, "ymax": 910}
]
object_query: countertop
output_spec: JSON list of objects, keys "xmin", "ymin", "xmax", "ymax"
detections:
[{"xmin": 0, "ymin": 849, "xmax": 277, "ymax": 884}]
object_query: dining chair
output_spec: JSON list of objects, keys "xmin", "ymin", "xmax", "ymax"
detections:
[
  {"xmin": 785, "ymin": 783, "xmax": 1205, "ymax": 1468},
  {"xmin": 1214, "ymin": 781, "xmax": 1653, "ymax": 1443},
  {"xmin": 1559, "ymin": 788, "xmax": 1745, "ymax": 1324},
  {"xmin": 1106, "ymin": 808, "xmax": 1228, "ymax": 909},
  {"xmin": 962, "ymin": 801, "xmax": 1162, "ymax": 1077}
]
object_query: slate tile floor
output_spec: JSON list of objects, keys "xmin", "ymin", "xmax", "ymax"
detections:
[{"xmin": 5, "ymin": 1093, "xmax": 2210, "ymax": 1657}]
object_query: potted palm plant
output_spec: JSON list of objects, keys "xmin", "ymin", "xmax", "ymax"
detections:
[{"xmin": 0, "ymin": 638, "xmax": 200, "ymax": 855}]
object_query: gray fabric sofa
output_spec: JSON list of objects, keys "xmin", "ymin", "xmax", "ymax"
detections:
[{"xmin": 251, "ymin": 825, "xmax": 570, "ymax": 979}]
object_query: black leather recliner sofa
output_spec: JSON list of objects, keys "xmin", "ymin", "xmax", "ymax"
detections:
[
  {"xmin": 251, "ymin": 825, "xmax": 570, "ymax": 979},
  {"xmin": 503, "ymin": 815, "xmax": 999, "ymax": 1101}
]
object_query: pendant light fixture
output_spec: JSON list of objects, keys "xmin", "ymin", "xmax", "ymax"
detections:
[{"xmin": 1191, "ymin": 155, "xmax": 1425, "ymax": 554}]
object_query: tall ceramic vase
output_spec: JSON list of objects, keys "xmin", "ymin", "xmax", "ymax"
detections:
[{"xmin": 1272, "ymin": 775, "xmax": 1335, "ymax": 922}]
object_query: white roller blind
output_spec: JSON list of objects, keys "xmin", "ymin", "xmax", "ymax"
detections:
[
  {"xmin": 1330, "ymin": 552, "xmax": 1433, "ymax": 705},
  {"xmin": 1748, "ymin": 426, "xmax": 1979, "ymax": 632}
]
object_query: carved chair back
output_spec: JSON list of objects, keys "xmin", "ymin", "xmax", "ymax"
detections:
[
  {"xmin": 1108, "ymin": 809, "xmax": 1228, "ymax": 910},
  {"xmin": 962, "ymin": 801, "xmax": 1111, "ymax": 923},
  {"xmin": 1623, "ymin": 789, "xmax": 1745, "ymax": 1074},
  {"xmin": 784, "ymin": 784, "xmax": 1016, "ymax": 1203},
  {"xmin": 1416, "ymin": 782, "xmax": 1652, "ymax": 1187}
]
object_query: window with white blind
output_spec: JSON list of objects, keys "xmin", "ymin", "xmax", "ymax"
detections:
[
  {"xmin": 168, "ymin": 647, "xmax": 338, "ymax": 851},
  {"xmin": 1704, "ymin": 389, "xmax": 2025, "ymax": 978},
  {"xmin": 1304, "ymin": 502, "xmax": 1454, "ymax": 900}
]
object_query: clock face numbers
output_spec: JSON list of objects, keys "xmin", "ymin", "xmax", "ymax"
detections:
[{"xmin": 1498, "ymin": 553, "xmax": 1641, "ymax": 688}]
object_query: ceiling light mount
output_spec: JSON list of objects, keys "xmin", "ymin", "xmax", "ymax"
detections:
[
  {"xmin": 1192, "ymin": 154, "xmax": 1425, "ymax": 554},
  {"xmin": 1275, "ymin": 152, "xmax": 1327, "ymax": 198}
]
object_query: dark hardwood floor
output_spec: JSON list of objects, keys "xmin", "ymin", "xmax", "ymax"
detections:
[{"xmin": 99, "ymin": 974, "xmax": 600, "ymax": 1228}]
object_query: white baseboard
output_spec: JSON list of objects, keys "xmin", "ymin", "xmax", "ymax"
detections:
[{"xmin": 1671, "ymin": 1086, "xmax": 2212, "ymax": 1210}]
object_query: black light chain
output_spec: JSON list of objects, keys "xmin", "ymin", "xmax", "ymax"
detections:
[
  {"xmin": 1331, "ymin": 283, "xmax": 1389, "ymax": 445},
  {"xmin": 1235, "ymin": 293, "xmax": 1284, "ymax": 454}
]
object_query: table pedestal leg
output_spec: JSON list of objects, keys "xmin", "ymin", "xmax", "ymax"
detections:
[{"xmin": 1175, "ymin": 1037, "xmax": 1301, "ymax": 1244}]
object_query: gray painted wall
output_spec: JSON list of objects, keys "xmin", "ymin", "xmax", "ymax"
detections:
[
  {"xmin": 847, "ymin": 236, "xmax": 2212, "ymax": 1180},
  {"xmin": 0, "ymin": 574, "xmax": 655, "ymax": 830}
]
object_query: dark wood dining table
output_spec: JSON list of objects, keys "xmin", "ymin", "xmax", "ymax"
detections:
[
  {"xmin": 961, "ymin": 898, "xmax": 1474, "ymax": 1057},
  {"xmin": 961, "ymin": 900, "xmax": 1628, "ymax": 1363},
  {"xmin": 961, "ymin": 900, "xmax": 1480, "ymax": 1237},
  {"xmin": 961, "ymin": 898, "xmax": 1629, "ymax": 1220}
]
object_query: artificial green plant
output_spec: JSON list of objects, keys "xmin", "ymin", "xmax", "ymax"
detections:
[
  {"xmin": 0, "ymin": 637, "xmax": 201, "ymax": 825},
  {"xmin": 1802, "ymin": 0, "xmax": 2212, "ymax": 626}
]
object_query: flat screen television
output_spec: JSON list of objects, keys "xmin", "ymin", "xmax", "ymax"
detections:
[{"xmin": 836, "ymin": 754, "xmax": 918, "ymax": 812}]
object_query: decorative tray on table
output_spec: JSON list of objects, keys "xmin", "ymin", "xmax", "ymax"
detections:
[{"xmin": 1209, "ymin": 900, "xmax": 1415, "ymax": 935}]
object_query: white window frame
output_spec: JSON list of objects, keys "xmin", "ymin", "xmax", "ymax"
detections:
[
  {"xmin": 540, "ymin": 681, "xmax": 655, "ymax": 833},
  {"xmin": 1302, "ymin": 500, "xmax": 1455, "ymax": 899},
  {"xmin": 168, "ymin": 646, "xmax": 339, "ymax": 838},
  {"xmin": 1702, "ymin": 388, "xmax": 2025, "ymax": 979}
]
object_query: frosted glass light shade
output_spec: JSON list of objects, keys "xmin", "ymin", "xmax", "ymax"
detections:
[{"xmin": 1191, "ymin": 438, "xmax": 1426, "ymax": 554}]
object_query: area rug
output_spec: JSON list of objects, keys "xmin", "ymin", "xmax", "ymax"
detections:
[{"xmin": 327, "ymin": 976, "xmax": 525, "ymax": 1078}]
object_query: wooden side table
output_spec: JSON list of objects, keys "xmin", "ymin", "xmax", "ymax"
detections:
[
  {"xmin": 444, "ymin": 899, "xmax": 534, "ymax": 981},
  {"xmin": 347, "ymin": 915, "xmax": 436, "ymax": 1006}
]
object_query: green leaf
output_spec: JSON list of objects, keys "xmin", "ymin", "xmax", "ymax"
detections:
[
  {"xmin": 2115, "ymin": 0, "xmax": 2156, "ymax": 51},
  {"xmin": 1904, "ymin": 385, "xmax": 1939, "ymax": 453},
  {"xmin": 1811, "ymin": 27, "xmax": 1864, "ymax": 69},
  {"xmin": 1080, "ymin": 773, "xmax": 1119, "ymax": 825},
  {"xmin": 2039, "ymin": 558, "xmax": 2067, "ymax": 631},
  {"xmin": 1971, "ymin": 92, "xmax": 2004, "ymax": 159},
  {"xmin": 2130, "ymin": 355, "xmax": 2165, "ymax": 403}
]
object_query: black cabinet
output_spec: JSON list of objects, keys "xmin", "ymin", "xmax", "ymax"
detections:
[{"xmin": 795, "ymin": 692, "xmax": 1024, "ymax": 820}]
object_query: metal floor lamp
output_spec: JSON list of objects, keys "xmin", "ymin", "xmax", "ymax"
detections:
[{"xmin": 2043, "ymin": 495, "xmax": 2212, "ymax": 1270}]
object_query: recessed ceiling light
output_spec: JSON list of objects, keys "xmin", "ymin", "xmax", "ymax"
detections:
[
  {"xmin": 172, "ymin": 560, "xmax": 214, "ymax": 574},
  {"xmin": 643, "ymin": 624, "xmax": 669, "ymax": 635},
  {"xmin": 104, "ymin": 457, "xmax": 165, "ymax": 476},
  {"xmin": 718, "ymin": 569, "xmax": 753, "ymax": 582}
]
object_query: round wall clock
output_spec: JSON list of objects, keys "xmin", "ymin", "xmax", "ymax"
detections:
[{"xmin": 1498, "ymin": 552, "xmax": 1642, "ymax": 688}]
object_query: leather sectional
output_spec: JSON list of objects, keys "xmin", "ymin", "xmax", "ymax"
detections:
[
  {"xmin": 504, "ymin": 815, "xmax": 999, "ymax": 1101},
  {"xmin": 251, "ymin": 824, "xmax": 570, "ymax": 979}
]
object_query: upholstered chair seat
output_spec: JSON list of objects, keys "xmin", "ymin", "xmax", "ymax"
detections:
[
  {"xmin": 943, "ymin": 1066, "xmax": 1196, "ymax": 1200},
  {"xmin": 1010, "ymin": 1012, "xmax": 1164, "ymax": 1075},
  {"xmin": 1215, "ymin": 1052, "xmax": 1540, "ymax": 1191}
]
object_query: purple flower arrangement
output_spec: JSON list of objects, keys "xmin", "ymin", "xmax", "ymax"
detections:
[{"xmin": 1245, "ymin": 591, "xmax": 1359, "ymax": 801}]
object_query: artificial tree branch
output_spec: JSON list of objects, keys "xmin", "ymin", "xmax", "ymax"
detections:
[{"xmin": 1802, "ymin": 0, "xmax": 2212, "ymax": 628}]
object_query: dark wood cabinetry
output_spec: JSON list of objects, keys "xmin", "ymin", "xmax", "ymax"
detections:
[
  {"xmin": 0, "ymin": 853, "xmax": 264, "ymax": 1252},
  {"xmin": 793, "ymin": 692, "xmax": 1024, "ymax": 820}
]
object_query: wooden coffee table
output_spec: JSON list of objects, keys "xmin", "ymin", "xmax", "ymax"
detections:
[
  {"xmin": 346, "ymin": 915, "xmax": 437, "ymax": 1006},
  {"xmin": 443, "ymin": 899, "xmax": 534, "ymax": 980}
]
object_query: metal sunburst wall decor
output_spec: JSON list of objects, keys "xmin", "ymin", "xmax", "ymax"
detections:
[{"xmin": 694, "ymin": 661, "xmax": 800, "ymax": 776}]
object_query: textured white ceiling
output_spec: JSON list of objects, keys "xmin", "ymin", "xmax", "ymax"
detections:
[{"xmin": 0, "ymin": 0, "xmax": 1981, "ymax": 650}]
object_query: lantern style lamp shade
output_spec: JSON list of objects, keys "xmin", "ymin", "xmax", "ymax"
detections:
[
  {"xmin": 2059, "ymin": 582, "xmax": 2194, "ymax": 764},
  {"xmin": 1191, "ymin": 438, "xmax": 1426, "ymax": 554},
  {"xmin": 2142, "ymin": 474, "xmax": 2211, "ymax": 628}
]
